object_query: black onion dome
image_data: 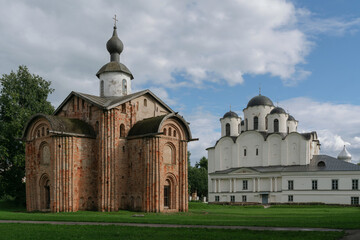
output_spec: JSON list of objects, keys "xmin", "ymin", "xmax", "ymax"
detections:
[
  {"xmin": 106, "ymin": 26, "xmax": 123, "ymax": 55},
  {"xmin": 223, "ymin": 111, "xmax": 239, "ymax": 118},
  {"xmin": 288, "ymin": 115, "xmax": 296, "ymax": 121},
  {"xmin": 247, "ymin": 95, "xmax": 274, "ymax": 108},
  {"xmin": 270, "ymin": 107, "xmax": 286, "ymax": 114}
]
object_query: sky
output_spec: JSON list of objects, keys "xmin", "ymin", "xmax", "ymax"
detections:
[{"xmin": 1, "ymin": 0, "xmax": 360, "ymax": 165}]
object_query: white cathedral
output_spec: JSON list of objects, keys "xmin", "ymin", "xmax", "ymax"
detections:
[{"xmin": 207, "ymin": 94, "xmax": 360, "ymax": 205}]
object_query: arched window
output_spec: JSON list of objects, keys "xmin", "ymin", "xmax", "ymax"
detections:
[
  {"xmin": 274, "ymin": 119, "xmax": 279, "ymax": 132},
  {"xmin": 164, "ymin": 179, "xmax": 170, "ymax": 208},
  {"xmin": 266, "ymin": 118, "xmax": 268, "ymax": 130},
  {"xmin": 120, "ymin": 124, "xmax": 125, "ymax": 138},
  {"xmin": 100, "ymin": 80, "xmax": 104, "ymax": 97},
  {"xmin": 225, "ymin": 123, "xmax": 230, "ymax": 136},
  {"xmin": 173, "ymin": 130, "xmax": 176, "ymax": 137},
  {"xmin": 164, "ymin": 143, "xmax": 175, "ymax": 164},
  {"xmin": 245, "ymin": 119, "xmax": 248, "ymax": 131},
  {"xmin": 244, "ymin": 148, "xmax": 247, "ymax": 157},
  {"xmin": 144, "ymin": 99, "xmax": 147, "ymax": 107},
  {"xmin": 168, "ymin": 127, "xmax": 172, "ymax": 136},
  {"xmin": 256, "ymin": 148, "xmax": 259, "ymax": 156},
  {"xmin": 122, "ymin": 79, "xmax": 127, "ymax": 95},
  {"xmin": 163, "ymin": 128, "xmax": 167, "ymax": 135},
  {"xmin": 254, "ymin": 116, "xmax": 258, "ymax": 130}
]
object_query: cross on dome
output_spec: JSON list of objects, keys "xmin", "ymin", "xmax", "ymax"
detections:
[{"xmin": 113, "ymin": 14, "xmax": 118, "ymax": 27}]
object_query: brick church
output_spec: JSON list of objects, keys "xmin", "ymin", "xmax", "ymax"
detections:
[{"xmin": 22, "ymin": 24, "xmax": 194, "ymax": 213}]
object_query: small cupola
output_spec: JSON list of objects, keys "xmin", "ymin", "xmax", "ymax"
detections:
[
  {"xmin": 337, "ymin": 145, "xmax": 352, "ymax": 162},
  {"xmin": 97, "ymin": 16, "xmax": 134, "ymax": 97}
]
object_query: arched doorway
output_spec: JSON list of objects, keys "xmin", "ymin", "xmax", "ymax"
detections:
[
  {"xmin": 39, "ymin": 174, "xmax": 50, "ymax": 210},
  {"xmin": 164, "ymin": 174, "xmax": 177, "ymax": 210}
]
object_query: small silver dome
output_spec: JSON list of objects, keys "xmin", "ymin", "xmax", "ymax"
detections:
[{"xmin": 337, "ymin": 145, "xmax": 352, "ymax": 162}]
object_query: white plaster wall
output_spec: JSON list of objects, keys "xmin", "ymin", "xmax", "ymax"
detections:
[
  {"xmin": 287, "ymin": 120, "xmax": 298, "ymax": 133},
  {"xmin": 267, "ymin": 113, "xmax": 288, "ymax": 133},
  {"xmin": 237, "ymin": 131, "xmax": 264, "ymax": 167},
  {"xmin": 267, "ymin": 134, "xmax": 282, "ymax": 166},
  {"xmin": 286, "ymin": 133, "xmax": 301, "ymax": 165},
  {"xmin": 208, "ymin": 148, "xmax": 215, "ymax": 173},
  {"xmin": 99, "ymin": 72, "xmax": 132, "ymax": 97},
  {"xmin": 220, "ymin": 117, "xmax": 241, "ymax": 137},
  {"xmin": 243, "ymin": 105, "xmax": 273, "ymax": 131}
]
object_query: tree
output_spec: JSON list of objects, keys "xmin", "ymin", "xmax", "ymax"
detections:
[
  {"xmin": 188, "ymin": 155, "xmax": 208, "ymax": 199},
  {"xmin": 0, "ymin": 66, "xmax": 54, "ymax": 203}
]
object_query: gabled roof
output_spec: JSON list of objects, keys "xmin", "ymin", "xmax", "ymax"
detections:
[
  {"xmin": 209, "ymin": 155, "xmax": 360, "ymax": 174},
  {"xmin": 54, "ymin": 89, "xmax": 174, "ymax": 115},
  {"xmin": 22, "ymin": 113, "xmax": 96, "ymax": 139},
  {"xmin": 127, "ymin": 113, "xmax": 194, "ymax": 141}
]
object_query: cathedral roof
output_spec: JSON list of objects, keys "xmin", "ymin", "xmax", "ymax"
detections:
[
  {"xmin": 223, "ymin": 111, "xmax": 239, "ymax": 118},
  {"xmin": 54, "ymin": 89, "xmax": 174, "ymax": 115},
  {"xmin": 246, "ymin": 95, "xmax": 274, "ymax": 108},
  {"xmin": 270, "ymin": 107, "xmax": 286, "ymax": 114},
  {"xmin": 209, "ymin": 155, "xmax": 360, "ymax": 174},
  {"xmin": 22, "ymin": 113, "xmax": 96, "ymax": 139},
  {"xmin": 288, "ymin": 115, "xmax": 296, "ymax": 121}
]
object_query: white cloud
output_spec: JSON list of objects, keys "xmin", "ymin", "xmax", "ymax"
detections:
[
  {"xmin": 0, "ymin": 0, "xmax": 315, "ymax": 104},
  {"xmin": 280, "ymin": 97, "xmax": 360, "ymax": 162}
]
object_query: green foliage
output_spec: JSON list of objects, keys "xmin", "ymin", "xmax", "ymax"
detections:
[
  {"xmin": 188, "ymin": 154, "xmax": 208, "ymax": 198},
  {"xmin": 0, "ymin": 66, "xmax": 54, "ymax": 203}
]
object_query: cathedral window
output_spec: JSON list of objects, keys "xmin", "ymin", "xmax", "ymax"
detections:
[
  {"xmin": 243, "ymin": 149, "xmax": 247, "ymax": 157},
  {"xmin": 230, "ymin": 196, "xmax": 235, "ymax": 202},
  {"xmin": 46, "ymin": 128, "xmax": 49, "ymax": 135},
  {"xmin": 144, "ymin": 99, "xmax": 147, "ymax": 107},
  {"xmin": 164, "ymin": 180, "xmax": 170, "ymax": 208},
  {"xmin": 173, "ymin": 130, "xmax": 176, "ymax": 137},
  {"xmin": 215, "ymin": 196, "xmax": 220, "ymax": 202},
  {"xmin": 274, "ymin": 119, "xmax": 279, "ymax": 132},
  {"xmin": 351, "ymin": 197, "xmax": 359, "ymax": 205},
  {"xmin": 253, "ymin": 116, "xmax": 258, "ymax": 130},
  {"xmin": 288, "ymin": 180, "xmax": 294, "ymax": 190},
  {"xmin": 242, "ymin": 195, "xmax": 247, "ymax": 202},
  {"xmin": 266, "ymin": 118, "xmax": 268, "ymax": 130},
  {"xmin": 42, "ymin": 127, "xmax": 45, "ymax": 136},
  {"xmin": 312, "ymin": 180, "xmax": 318, "ymax": 190},
  {"xmin": 120, "ymin": 124, "xmax": 125, "ymax": 138},
  {"xmin": 163, "ymin": 143, "xmax": 175, "ymax": 164},
  {"xmin": 225, "ymin": 123, "xmax": 230, "ymax": 136},
  {"xmin": 352, "ymin": 179, "xmax": 359, "ymax": 190},
  {"xmin": 168, "ymin": 127, "xmax": 172, "ymax": 136},
  {"xmin": 288, "ymin": 195, "xmax": 293, "ymax": 202},
  {"xmin": 332, "ymin": 179, "xmax": 338, "ymax": 190},
  {"xmin": 122, "ymin": 79, "xmax": 127, "ymax": 95},
  {"xmin": 243, "ymin": 180, "xmax": 248, "ymax": 190},
  {"xmin": 256, "ymin": 148, "xmax": 259, "ymax": 156},
  {"xmin": 163, "ymin": 128, "xmax": 167, "ymax": 135},
  {"xmin": 245, "ymin": 119, "xmax": 248, "ymax": 131}
]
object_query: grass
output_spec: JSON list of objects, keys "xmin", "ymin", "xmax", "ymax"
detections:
[
  {"xmin": 0, "ymin": 223, "xmax": 344, "ymax": 240},
  {"xmin": 1, "ymin": 201, "xmax": 360, "ymax": 229}
]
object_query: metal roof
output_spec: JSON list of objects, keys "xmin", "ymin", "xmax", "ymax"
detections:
[{"xmin": 210, "ymin": 155, "xmax": 360, "ymax": 174}]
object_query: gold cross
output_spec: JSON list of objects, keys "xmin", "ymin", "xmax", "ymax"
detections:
[{"xmin": 113, "ymin": 14, "xmax": 118, "ymax": 27}]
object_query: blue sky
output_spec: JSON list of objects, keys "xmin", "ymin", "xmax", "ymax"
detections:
[{"xmin": 1, "ymin": 0, "xmax": 360, "ymax": 164}]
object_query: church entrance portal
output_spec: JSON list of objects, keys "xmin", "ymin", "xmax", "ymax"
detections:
[
  {"xmin": 261, "ymin": 194, "xmax": 269, "ymax": 204},
  {"xmin": 39, "ymin": 174, "xmax": 50, "ymax": 210},
  {"xmin": 164, "ymin": 180, "xmax": 170, "ymax": 208}
]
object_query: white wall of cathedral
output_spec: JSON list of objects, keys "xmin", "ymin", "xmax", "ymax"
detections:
[
  {"xmin": 99, "ymin": 72, "xmax": 132, "ymax": 97},
  {"xmin": 267, "ymin": 113, "xmax": 288, "ymax": 133},
  {"xmin": 287, "ymin": 120, "xmax": 298, "ymax": 133},
  {"xmin": 243, "ymin": 105, "xmax": 273, "ymax": 131},
  {"xmin": 220, "ymin": 117, "xmax": 241, "ymax": 137},
  {"xmin": 209, "ymin": 132, "xmax": 314, "ymax": 172},
  {"xmin": 208, "ymin": 171, "xmax": 360, "ymax": 205}
]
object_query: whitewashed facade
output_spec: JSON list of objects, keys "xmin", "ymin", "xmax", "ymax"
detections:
[{"xmin": 207, "ymin": 95, "xmax": 360, "ymax": 205}]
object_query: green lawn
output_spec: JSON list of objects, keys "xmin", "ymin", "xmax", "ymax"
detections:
[
  {"xmin": 1, "ymin": 201, "xmax": 360, "ymax": 229},
  {"xmin": 0, "ymin": 223, "xmax": 344, "ymax": 240}
]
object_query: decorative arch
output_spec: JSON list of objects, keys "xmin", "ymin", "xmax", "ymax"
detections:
[
  {"xmin": 163, "ymin": 142, "xmax": 176, "ymax": 164},
  {"xmin": 39, "ymin": 173, "xmax": 50, "ymax": 210},
  {"xmin": 164, "ymin": 173, "xmax": 178, "ymax": 209},
  {"xmin": 39, "ymin": 142, "xmax": 50, "ymax": 165}
]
